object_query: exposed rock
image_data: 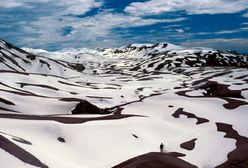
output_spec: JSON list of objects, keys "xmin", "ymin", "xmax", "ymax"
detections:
[
  {"xmin": 200, "ymin": 81, "xmax": 244, "ymax": 98},
  {"xmin": 39, "ymin": 59, "xmax": 51, "ymax": 70},
  {"xmin": 113, "ymin": 152, "xmax": 197, "ymax": 168},
  {"xmin": 26, "ymin": 54, "xmax": 36, "ymax": 60},
  {"xmin": 71, "ymin": 100, "xmax": 110, "ymax": 115},
  {"xmin": 57, "ymin": 137, "xmax": 65, "ymax": 143},
  {"xmin": 216, "ymin": 123, "xmax": 248, "ymax": 168},
  {"xmin": 0, "ymin": 135, "xmax": 48, "ymax": 168},
  {"xmin": 180, "ymin": 138, "xmax": 197, "ymax": 150},
  {"xmin": 68, "ymin": 63, "xmax": 85, "ymax": 72},
  {"xmin": 172, "ymin": 108, "xmax": 209, "ymax": 125}
]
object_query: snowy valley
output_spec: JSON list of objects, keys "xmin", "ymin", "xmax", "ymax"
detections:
[{"xmin": 0, "ymin": 38, "xmax": 248, "ymax": 168}]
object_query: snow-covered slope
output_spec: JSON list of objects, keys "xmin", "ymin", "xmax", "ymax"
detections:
[
  {"xmin": 0, "ymin": 39, "xmax": 85, "ymax": 77},
  {"xmin": 0, "ymin": 38, "xmax": 248, "ymax": 168}
]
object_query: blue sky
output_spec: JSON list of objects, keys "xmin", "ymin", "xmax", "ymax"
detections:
[{"xmin": 0, "ymin": 0, "xmax": 248, "ymax": 52}]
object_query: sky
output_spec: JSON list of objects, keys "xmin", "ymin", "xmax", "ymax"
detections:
[{"xmin": 0, "ymin": 0, "xmax": 248, "ymax": 52}]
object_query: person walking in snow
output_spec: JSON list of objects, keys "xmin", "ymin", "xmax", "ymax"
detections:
[{"xmin": 160, "ymin": 143, "xmax": 164, "ymax": 152}]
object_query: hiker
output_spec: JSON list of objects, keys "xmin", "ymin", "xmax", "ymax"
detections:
[{"xmin": 160, "ymin": 143, "xmax": 164, "ymax": 152}]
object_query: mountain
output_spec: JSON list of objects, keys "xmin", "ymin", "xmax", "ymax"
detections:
[
  {"xmin": 0, "ymin": 39, "xmax": 86, "ymax": 76},
  {"xmin": 0, "ymin": 38, "xmax": 248, "ymax": 168}
]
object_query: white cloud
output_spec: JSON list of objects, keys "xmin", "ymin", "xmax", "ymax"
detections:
[
  {"xmin": 241, "ymin": 27, "xmax": 248, "ymax": 30},
  {"xmin": 0, "ymin": 0, "xmax": 24, "ymax": 8},
  {"xmin": 191, "ymin": 28, "xmax": 248, "ymax": 36},
  {"xmin": 214, "ymin": 30, "xmax": 241, "ymax": 34},
  {"xmin": 176, "ymin": 29, "xmax": 184, "ymax": 33},
  {"xmin": 0, "ymin": 0, "xmax": 102, "ymax": 15},
  {"xmin": 182, "ymin": 38, "xmax": 248, "ymax": 52},
  {"xmin": 242, "ymin": 13, "xmax": 248, "ymax": 18},
  {"xmin": 1, "ymin": 0, "xmax": 188, "ymax": 49},
  {"xmin": 57, "ymin": 0, "xmax": 102, "ymax": 15},
  {"xmin": 2, "ymin": 0, "xmax": 246, "ymax": 51},
  {"xmin": 18, "ymin": 9, "xmax": 186, "ymax": 49},
  {"xmin": 125, "ymin": 0, "xmax": 248, "ymax": 16}
]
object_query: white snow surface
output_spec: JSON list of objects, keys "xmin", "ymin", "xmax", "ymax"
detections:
[{"xmin": 0, "ymin": 39, "xmax": 248, "ymax": 168}]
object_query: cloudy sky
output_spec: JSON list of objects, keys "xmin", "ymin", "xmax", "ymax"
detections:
[{"xmin": 0, "ymin": 0, "xmax": 248, "ymax": 52}]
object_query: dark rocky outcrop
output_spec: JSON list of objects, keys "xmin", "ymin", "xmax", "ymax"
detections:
[
  {"xmin": 113, "ymin": 152, "xmax": 197, "ymax": 168},
  {"xmin": 180, "ymin": 138, "xmax": 197, "ymax": 151},
  {"xmin": 39, "ymin": 59, "xmax": 51, "ymax": 70},
  {"xmin": 57, "ymin": 137, "xmax": 65, "ymax": 143},
  {"xmin": 0, "ymin": 135, "xmax": 48, "ymax": 168},
  {"xmin": 200, "ymin": 81, "xmax": 244, "ymax": 99},
  {"xmin": 26, "ymin": 54, "xmax": 36, "ymax": 60},
  {"xmin": 67, "ymin": 63, "xmax": 85, "ymax": 72},
  {"xmin": 216, "ymin": 123, "xmax": 248, "ymax": 168},
  {"xmin": 172, "ymin": 108, "xmax": 209, "ymax": 125},
  {"xmin": 71, "ymin": 100, "xmax": 110, "ymax": 115}
]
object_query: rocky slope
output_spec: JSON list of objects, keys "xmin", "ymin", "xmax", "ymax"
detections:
[{"xmin": 0, "ymin": 38, "xmax": 248, "ymax": 168}]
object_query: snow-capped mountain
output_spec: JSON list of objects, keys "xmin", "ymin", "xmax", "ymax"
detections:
[
  {"xmin": 0, "ymin": 38, "xmax": 248, "ymax": 168},
  {"xmin": 0, "ymin": 39, "xmax": 87, "ymax": 77}
]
